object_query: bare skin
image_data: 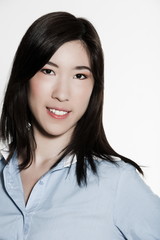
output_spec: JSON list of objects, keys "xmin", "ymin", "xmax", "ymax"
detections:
[{"xmin": 20, "ymin": 126, "xmax": 73, "ymax": 204}]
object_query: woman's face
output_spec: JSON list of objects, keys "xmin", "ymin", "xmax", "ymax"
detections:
[{"xmin": 28, "ymin": 40, "xmax": 94, "ymax": 138}]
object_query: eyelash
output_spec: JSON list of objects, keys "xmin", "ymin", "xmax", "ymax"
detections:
[
  {"xmin": 74, "ymin": 74, "xmax": 87, "ymax": 80},
  {"xmin": 40, "ymin": 69, "xmax": 87, "ymax": 80},
  {"xmin": 41, "ymin": 69, "xmax": 55, "ymax": 75}
]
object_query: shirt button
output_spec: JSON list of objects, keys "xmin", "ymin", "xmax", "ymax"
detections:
[
  {"xmin": 39, "ymin": 180, "xmax": 44, "ymax": 185},
  {"xmin": 24, "ymin": 225, "xmax": 29, "ymax": 234}
]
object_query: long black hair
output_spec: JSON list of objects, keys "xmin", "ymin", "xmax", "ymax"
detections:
[{"xmin": 0, "ymin": 12, "xmax": 143, "ymax": 185}]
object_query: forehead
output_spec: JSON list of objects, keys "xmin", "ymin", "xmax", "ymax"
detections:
[{"xmin": 49, "ymin": 40, "xmax": 91, "ymax": 67}]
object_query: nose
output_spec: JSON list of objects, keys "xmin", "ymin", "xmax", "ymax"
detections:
[{"xmin": 51, "ymin": 78, "xmax": 69, "ymax": 102}]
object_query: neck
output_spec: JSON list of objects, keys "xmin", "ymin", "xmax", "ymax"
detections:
[{"xmin": 32, "ymin": 127, "xmax": 73, "ymax": 166}]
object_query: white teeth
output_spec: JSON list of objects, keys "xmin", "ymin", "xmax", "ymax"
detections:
[{"xmin": 49, "ymin": 108, "xmax": 68, "ymax": 116}]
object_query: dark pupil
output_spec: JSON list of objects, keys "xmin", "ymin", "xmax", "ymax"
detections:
[
  {"xmin": 77, "ymin": 74, "xmax": 82, "ymax": 78},
  {"xmin": 46, "ymin": 69, "xmax": 51, "ymax": 74}
]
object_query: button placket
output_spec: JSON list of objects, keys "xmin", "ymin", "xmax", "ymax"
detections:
[
  {"xmin": 25, "ymin": 172, "xmax": 50, "ymax": 212},
  {"xmin": 3, "ymin": 164, "xmax": 26, "ymax": 215}
]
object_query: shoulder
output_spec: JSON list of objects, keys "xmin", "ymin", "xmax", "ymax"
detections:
[
  {"xmin": 94, "ymin": 155, "xmax": 138, "ymax": 180},
  {"xmin": 96, "ymin": 156, "xmax": 152, "ymax": 197},
  {"xmin": 90, "ymin": 155, "xmax": 142, "ymax": 199},
  {"xmin": 106, "ymin": 159, "xmax": 160, "ymax": 239},
  {"xmin": 94, "ymin": 156, "xmax": 160, "ymax": 238}
]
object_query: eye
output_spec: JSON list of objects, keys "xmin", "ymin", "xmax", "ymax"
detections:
[
  {"xmin": 74, "ymin": 73, "xmax": 87, "ymax": 80},
  {"xmin": 41, "ymin": 69, "xmax": 55, "ymax": 75}
]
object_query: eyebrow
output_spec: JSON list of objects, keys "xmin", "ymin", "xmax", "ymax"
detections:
[{"xmin": 46, "ymin": 61, "xmax": 92, "ymax": 72}]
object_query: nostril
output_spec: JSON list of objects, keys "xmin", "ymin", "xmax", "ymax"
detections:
[{"xmin": 52, "ymin": 96, "xmax": 69, "ymax": 102}]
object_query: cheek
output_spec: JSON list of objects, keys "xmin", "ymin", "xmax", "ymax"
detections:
[
  {"xmin": 28, "ymin": 76, "xmax": 51, "ymax": 102},
  {"xmin": 81, "ymin": 81, "xmax": 94, "ymax": 99},
  {"xmin": 73, "ymin": 82, "xmax": 94, "ymax": 109},
  {"xmin": 28, "ymin": 79, "xmax": 47, "ymax": 113},
  {"xmin": 29, "ymin": 80, "xmax": 43, "ymax": 99}
]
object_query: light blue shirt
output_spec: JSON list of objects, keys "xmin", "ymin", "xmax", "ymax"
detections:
[{"xmin": 0, "ymin": 149, "xmax": 160, "ymax": 240}]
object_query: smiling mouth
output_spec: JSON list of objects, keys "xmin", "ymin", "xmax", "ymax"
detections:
[
  {"xmin": 48, "ymin": 108, "xmax": 68, "ymax": 116},
  {"xmin": 47, "ymin": 107, "xmax": 70, "ymax": 119}
]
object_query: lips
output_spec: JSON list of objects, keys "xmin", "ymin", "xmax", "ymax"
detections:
[{"xmin": 46, "ymin": 107, "xmax": 71, "ymax": 119}]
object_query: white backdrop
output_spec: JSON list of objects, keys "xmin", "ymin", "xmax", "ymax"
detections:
[{"xmin": 0, "ymin": 0, "xmax": 160, "ymax": 196}]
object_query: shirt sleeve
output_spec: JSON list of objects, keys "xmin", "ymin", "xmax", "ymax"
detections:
[{"xmin": 113, "ymin": 163, "xmax": 160, "ymax": 240}]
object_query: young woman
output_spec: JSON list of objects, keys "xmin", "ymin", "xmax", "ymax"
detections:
[{"xmin": 0, "ymin": 11, "xmax": 160, "ymax": 240}]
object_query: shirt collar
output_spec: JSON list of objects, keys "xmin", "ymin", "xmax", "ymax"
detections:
[
  {"xmin": 0, "ymin": 143, "xmax": 9, "ymax": 160},
  {"xmin": 0, "ymin": 144, "xmax": 121, "ymax": 169},
  {"xmin": 62, "ymin": 154, "xmax": 77, "ymax": 167},
  {"xmin": 0, "ymin": 144, "xmax": 77, "ymax": 168}
]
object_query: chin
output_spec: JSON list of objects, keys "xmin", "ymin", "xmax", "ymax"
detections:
[
  {"xmin": 37, "ymin": 124, "xmax": 75, "ymax": 139},
  {"xmin": 32, "ymin": 115, "xmax": 76, "ymax": 138}
]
